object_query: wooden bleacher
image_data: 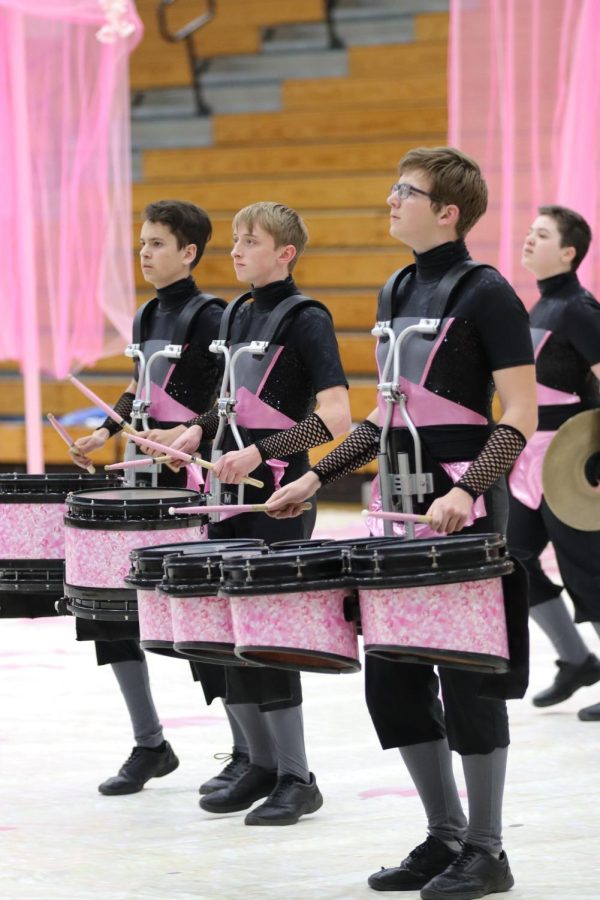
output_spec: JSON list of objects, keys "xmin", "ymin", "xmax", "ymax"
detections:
[{"xmin": 1, "ymin": 4, "xmax": 448, "ymax": 469}]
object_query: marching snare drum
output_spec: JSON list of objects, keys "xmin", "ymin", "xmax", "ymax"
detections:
[
  {"xmin": 0, "ymin": 472, "xmax": 117, "ymax": 617},
  {"xmin": 160, "ymin": 540, "xmax": 267, "ymax": 666},
  {"xmin": 351, "ymin": 533, "xmax": 513, "ymax": 674},
  {"xmin": 221, "ymin": 544, "xmax": 360, "ymax": 674},
  {"xmin": 64, "ymin": 488, "xmax": 207, "ymax": 622}
]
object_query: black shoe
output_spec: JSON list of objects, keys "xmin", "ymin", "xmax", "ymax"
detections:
[
  {"xmin": 98, "ymin": 742, "xmax": 179, "ymax": 795},
  {"xmin": 244, "ymin": 772, "xmax": 323, "ymax": 826},
  {"xmin": 198, "ymin": 749, "xmax": 251, "ymax": 795},
  {"xmin": 420, "ymin": 843, "xmax": 514, "ymax": 900},
  {"xmin": 199, "ymin": 764, "xmax": 277, "ymax": 813},
  {"xmin": 532, "ymin": 653, "xmax": 600, "ymax": 707},
  {"xmin": 368, "ymin": 835, "xmax": 460, "ymax": 892},
  {"xmin": 578, "ymin": 700, "xmax": 600, "ymax": 721}
]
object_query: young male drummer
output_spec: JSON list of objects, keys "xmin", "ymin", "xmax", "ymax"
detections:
[
  {"xmin": 170, "ymin": 201, "xmax": 351, "ymax": 825},
  {"xmin": 508, "ymin": 206, "xmax": 600, "ymax": 718},
  {"xmin": 266, "ymin": 149, "xmax": 537, "ymax": 897},
  {"xmin": 71, "ymin": 200, "xmax": 230, "ymax": 796}
]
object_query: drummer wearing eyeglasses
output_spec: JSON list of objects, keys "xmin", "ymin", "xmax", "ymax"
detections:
[{"xmin": 266, "ymin": 147, "xmax": 537, "ymax": 900}]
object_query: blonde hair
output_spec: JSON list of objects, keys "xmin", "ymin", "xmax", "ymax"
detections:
[
  {"xmin": 233, "ymin": 202, "xmax": 309, "ymax": 271},
  {"xmin": 398, "ymin": 147, "xmax": 488, "ymax": 238}
]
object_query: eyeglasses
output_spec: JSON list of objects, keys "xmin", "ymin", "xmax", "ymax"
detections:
[{"xmin": 390, "ymin": 182, "xmax": 440, "ymax": 203}]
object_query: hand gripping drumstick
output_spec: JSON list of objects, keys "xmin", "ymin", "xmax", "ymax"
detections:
[
  {"xmin": 123, "ymin": 430, "xmax": 264, "ymax": 490},
  {"xmin": 47, "ymin": 414, "xmax": 96, "ymax": 474},
  {"xmin": 169, "ymin": 502, "xmax": 312, "ymax": 516},
  {"xmin": 362, "ymin": 509, "xmax": 433, "ymax": 524},
  {"xmin": 104, "ymin": 455, "xmax": 172, "ymax": 471}
]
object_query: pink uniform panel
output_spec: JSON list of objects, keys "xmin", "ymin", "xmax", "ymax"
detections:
[
  {"xmin": 138, "ymin": 589, "xmax": 174, "ymax": 646},
  {"xmin": 0, "ymin": 502, "xmax": 66, "ymax": 559},
  {"xmin": 65, "ymin": 524, "xmax": 205, "ymax": 589},
  {"xmin": 508, "ymin": 431, "xmax": 555, "ymax": 510},
  {"xmin": 359, "ymin": 577, "xmax": 509, "ymax": 666},
  {"xmin": 230, "ymin": 589, "xmax": 360, "ymax": 670}
]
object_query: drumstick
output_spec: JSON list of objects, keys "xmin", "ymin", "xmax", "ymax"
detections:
[
  {"xmin": 169, "ymin": 502, "xmax": 313, "ymax": 516},
  {"xmin": 124, "ymin": 430, "xmax": 264, "ymax": 490},
  {"xmin": 362, "ymin": 509, "xmax": 433, "ymax": 524},
  {"xmin": 68, "ymin": 374, "xmax": 139, "ymax": 436},
  {"xmin": 104, "ymin": 455, "xmax": 172, "ymax": 471},
  {"xmin": 47, "ymin": 414, "xmax": 96, "ymax": 474}
]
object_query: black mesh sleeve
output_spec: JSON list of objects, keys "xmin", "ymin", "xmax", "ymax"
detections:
[
  {"xmin": 455, "ymin": 423, "xmax": 527, "ymax": 500},
  {"xmin": 312, "ymin": 419, "xmax": 380, "ymax": 485},
  {"xmin": 184, "ymin": 406, "xmax": 220, "ymax": 441},
  {"xmin": 255, "ymin": 413, "xmax": 333, "ymax": 461},
  {"xmin": 100, "ymin": 391, "xmax": 135, "ymax": 436}
]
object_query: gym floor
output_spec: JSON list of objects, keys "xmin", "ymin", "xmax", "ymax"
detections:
[{"xmin": 1, "ymin": 507, "xmax": 598, "ymax": 899}]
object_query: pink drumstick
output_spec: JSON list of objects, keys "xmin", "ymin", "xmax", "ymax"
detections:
[
  {"xmin": 169, "ymin": 502, "xmax": 312, "ymax": 516},
  {"xmin": 124, "ymin": 430, "xmax": 264, "ymax": 489},
  {"xmin": 105, "ymin": 455, "xmax": 172, "ymax": 471},
  {"xmin": 47, "ymin": 413, "xmax": 96, "ymax": 474},
  {"xmin": 361, "ymin": 509, "xmax": 433, "ymax": 524},
  {"xmin": 68, "ymin": 374, "xmax": 138, "ymax": 436}
]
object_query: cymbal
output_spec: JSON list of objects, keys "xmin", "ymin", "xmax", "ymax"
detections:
[{"xmin": 542, "ymin": 409, "xmax": 600, "ymax": 531}]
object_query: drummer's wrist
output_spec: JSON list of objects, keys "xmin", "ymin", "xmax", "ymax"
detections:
[
  {"xmin": 93, "ymin": 427, "xmax": 110, "ymax": 443},
  {"xmin": 306, "ymin": 470, "xmax": 322, "ymax": 491},
  {"xmin": 452, "ymin": 483, "xmax": 478, "ymax": 502}
]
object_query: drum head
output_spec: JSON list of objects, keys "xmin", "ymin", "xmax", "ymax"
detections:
[
  {"xmin": 65, "ymin": 487, "xmax": 207, "ymax": 524},
  {"xmin": 0, "ymin": 472, "xmax": 118, "ymax": 502}
]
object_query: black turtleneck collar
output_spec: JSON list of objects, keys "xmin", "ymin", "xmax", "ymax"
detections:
[
  {"xmin": 156, "ymin": 276, "xmax": 197, "ymax": 308},
  {"xmin": 537, "ymin": 271, "xmax": 579, "ymax": 298},
  {"xmin": 251, "ymin": 275, "xmax": 300, "ymax": 310},
  {"xmin": 414, "ymin": 239, "xmax": 470, "ymax": 283}
]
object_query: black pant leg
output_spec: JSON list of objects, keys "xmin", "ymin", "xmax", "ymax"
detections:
[{"xmin": 507, "ymin": 495, "xmax": 563, "ymax": 607}]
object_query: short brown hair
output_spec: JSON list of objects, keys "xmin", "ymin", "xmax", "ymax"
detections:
[
  {"xmin": 538, "ymin": 205, "xmax": 592, "ymax": 271},
  {"xmin": 398, "ymin": 147, "xmax": 488, "ymax": 238},
  {"xmin": 142, "ymin": 200, "xmax": 212, "ymax": 269},
  {"xmin": 232, "ymin": 202, "xmax": 309, "ymax": 271}
]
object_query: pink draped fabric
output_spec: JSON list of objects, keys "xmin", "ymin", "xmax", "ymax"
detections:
[
  {"xmin": 0, "ymin": 0, "xmax": 142, "ymax": 471},
  {"xmin": 448, "ymin": 0, "xmax": 600, "ymax": 308}
]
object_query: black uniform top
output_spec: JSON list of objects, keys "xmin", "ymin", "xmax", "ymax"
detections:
[
  {"xmin": 139, "ymin": 276, "xmax": 224, "ymax": 426},
  {"xmin": 531, "ymin": 272, "xmax": 600, "ymax": 429},
  {"xmin": 225, "ymin": 275, "xmax": 348, "ymax": 500},
  {"xmin": 387, "ymin": 240, "xmax": 533, "ymax": 462}
]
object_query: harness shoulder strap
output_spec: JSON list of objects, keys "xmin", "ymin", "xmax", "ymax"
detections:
[
  {"xmin": 171, "ymin": 293, "xmax": 226, "ymax": 346},
  {"xmin": 257, "ymin": 295, "xmax": 332, "ymax": 345},
  {"xmin": 427, "ymin": 260, "xmax": 491, "ymax": 322},
  {"xmin": 218, "ymin": 292, "xmax": 253, "ymax": 342},
  {"xmin": 132, "ymin": 298, "xmax": 156, "ymax": 345},
  {"xmin": 377, "ymin": 265, "xmax": 416, "ymax": 322}
]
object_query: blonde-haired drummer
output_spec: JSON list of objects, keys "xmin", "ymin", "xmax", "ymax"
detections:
[{"xmin": 508, "ymin": 205, "xmax": 600, "ymax": 719}]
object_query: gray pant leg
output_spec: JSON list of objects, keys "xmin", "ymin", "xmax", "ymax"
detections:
[
  {"xmin": 530, "ymin": 596, "xmax": 589, "ymax": 664},
  {"xmin": 461, "ymin": 746, "xmax": 508, "ymax": 855},
  {"xmin": 226, "ymin": 703, "xmax": 277, "ymax": 771},
  {"xmin": 263, "ymin": 705, "xmax": 310, "ymax": 781},
  {"xmin": 399, "ymin": 738, "xmax": 468, "ymax": 844},
  {"xmin": 223, "ymin": 700, "xmax": 248, "ymax": 755},
  {"xmin": 110, "ymin": 659, "xmax": 164, "ymax": 748}
]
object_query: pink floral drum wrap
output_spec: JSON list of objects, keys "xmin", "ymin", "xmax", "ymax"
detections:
[
  {"xmin": 170, "ymin": 594, "xmax": 236, "ymax": 647},
  {"xmin": 65, "ymin": 524, "xmax": 205, "ymax": 589},
  {"xmin": 359, "ymin": 577, "xmax": 509, "ymax": 663},
  {"xmin": 230, "ymin": 589, "xmax": 360, "ymax": 667},
  {"xmin": 138, "ymin": 589, "xmax": 174, "ymax": 646},
  {"xmin": 0, "ymin": 502, "xmax": 66, "ymax": 559}
]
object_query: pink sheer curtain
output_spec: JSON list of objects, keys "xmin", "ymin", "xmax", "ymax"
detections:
[
  {"xmin": 448, "ymin": 0, "xmax": 600, "ymax": 308},
  {"xmin": 0, "ymin": 0, "xmax": 142, "ymax": 470}
]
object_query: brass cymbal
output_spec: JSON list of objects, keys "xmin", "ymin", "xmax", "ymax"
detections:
[{"xmin": 542, "ymin": 409, "xmax": 600, "ymax": 531}]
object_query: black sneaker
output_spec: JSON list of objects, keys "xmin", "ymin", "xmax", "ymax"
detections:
[
  {"xmin": 98, "ymin": 742, "xmax": 179, "ymax": 795},
  {"xmin": 199, "ymin": 764, "xmax": 277, "ymax": 814},
  {"xmin": 532, "ymin": 653, "xmax": 600, "ymax": 707},
  {"xmin": 420, "ymin": 843, "xmax": 514, "ymax": 900},
  {"xmin": 244, "ymin": 772, "xmax": 323, "ymax": 826},
  {"xmin": 198, "ymin": 749, "xmax": 251, "ymax": 795},
  {"xmin": 368, "ymin": 835, "xmax": 460, "ymax": 891},
  {"xmin": 578, "ymin": 700, "xmax": 600, "ymax": 721}
]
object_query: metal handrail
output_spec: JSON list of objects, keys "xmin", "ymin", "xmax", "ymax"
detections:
[{"xmin": 157, "ymin": 0, "xmax": 217, "ymax": 116}]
